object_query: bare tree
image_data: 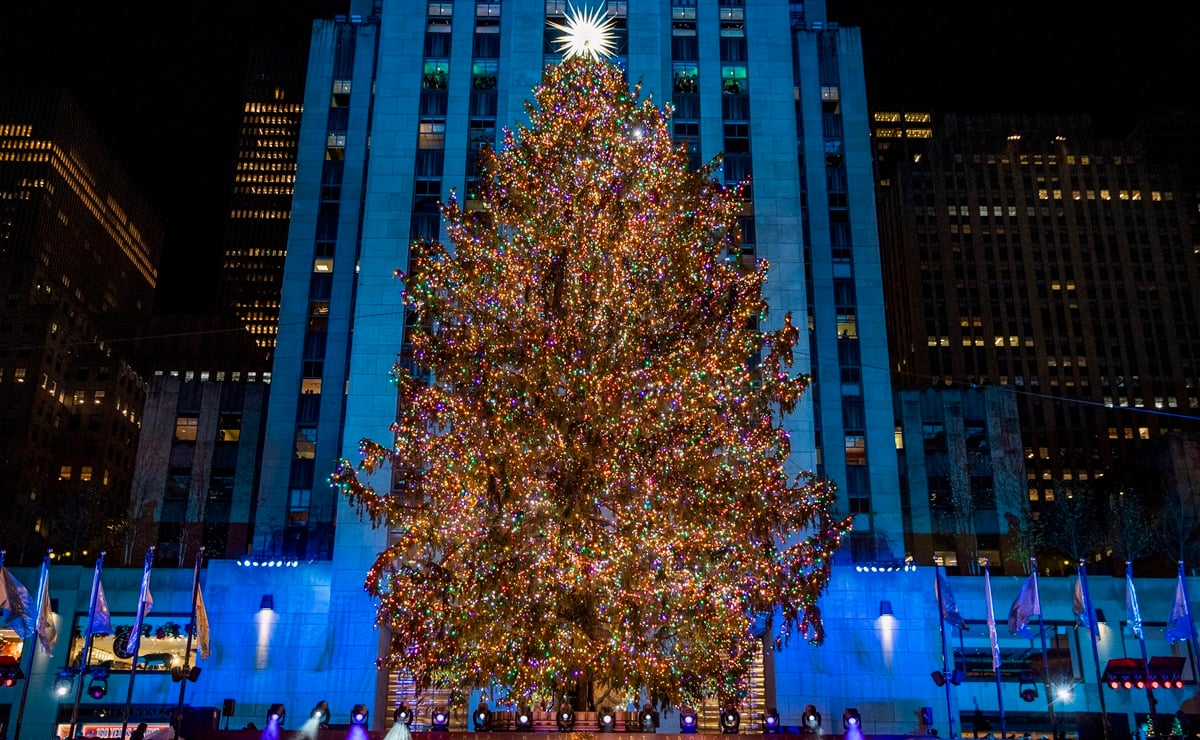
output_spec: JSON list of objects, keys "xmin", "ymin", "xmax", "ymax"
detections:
[
  {"xmin": 1038, "ymin": 481, "xmax": 1105, "ymax": 568},
  {"xmin": 1155, "ymin": 482, "xmax": 1200, "ymax": 570},
  {"xmin": 1106, "ymin": 488, "xmax": 1155, "ymax": 564}
]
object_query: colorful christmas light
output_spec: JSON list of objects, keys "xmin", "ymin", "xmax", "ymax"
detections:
[{"xmin": 332, "ymin": 57, "xmax": 850, "ymax": 707}]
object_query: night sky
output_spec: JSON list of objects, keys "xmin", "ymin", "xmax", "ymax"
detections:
[{"xmin": 0, "ymin": 1, "xmax": 1194, "ymax": 312}]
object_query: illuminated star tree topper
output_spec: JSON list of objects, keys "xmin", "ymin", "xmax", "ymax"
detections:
[
  {"xmin": 547, "ymin": 4, "xmax": 619, "ymax": 61},
  {"xmin": 332, "ymin": 56, "xmax": 851, "ymax": 709}
]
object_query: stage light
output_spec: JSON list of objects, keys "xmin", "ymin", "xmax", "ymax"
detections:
[
  {"xmin": 1019, "ymin": 684, "xmax": 1039, "ymax": 703},
  {"xmin": 0, "ymin": 659, "xmax": 23, "ymax": 687},
  {"xmin": 803, "ymin": 704, "xmax": 822, "ymax": 732},
  {"xmin": 53, "ymin": 669, "xmax": 74, "ymax": 697},
  {"xmin": 931, "ymin": 670, "xmax": 946, "ymax": 687},
  {"xmin": 557, "ymin": 704, "xmax": 576, "ymax": 732},
  {"xmin": 764, "ymin": 708, "xmax": 781, "ymax": 734},
  {"xmin": 640, "ymin": 705, "xmax": 660, "ymax": 732},
  {"xmin": 680, "ymin": 706, "xmax": 698, "ymax": 734},
  {"xmin": 842, "ymin": 708, "xmax": 861, "ymax": 731},
  {"xmin": 351, "ymin": 705, "xmax": 369, "ymax": 725},
  {"xmin": 919, "ymin": 707, "xmax": 933, "ymax": 729},
  {"xmin": 170, "ymin": 665, "xmax": 202, "ymax": 682},
  {"xmin": 474, "ymin": 703, "xmax": 493, "ymax": 731},
  {"xmin": 1054, "ymin": 684, "xmax": 1075, "ymax": 703},
  {"xmin": 311, "ymin": 701, "xmax": 330, "ymax": 723},
  {"xmin": 431, "ymin": 707, "xmax": 450, "ymax": 732},
  {"xmin": 267, "ymin": 704, "xmax": 286, "ymax": 724},
  {"xmin": 721, "ymin": 706, "xmax": 741, "ymax": 734},
  {"xmin": 516, "ymin": 706, "xmax": 534, "ymax": 731},
  {"xmin": 85, "ymin": 667, "xmax": 109, "ymax": 700},
  {"xmin": 598, "ymin": 706, "xmax": 615, "ymax": 732},
  {"xmin": 950, "ymin": 669, "xmax": 964, "ymax": 685},
  {"xmin": 394, "ymin": 702, "xmax": 412, "ymax": 727}
]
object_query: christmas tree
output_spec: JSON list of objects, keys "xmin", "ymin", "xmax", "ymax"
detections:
[{"xmin": 332, "ymin": 56, "xmax": 850, "ymax": 708}]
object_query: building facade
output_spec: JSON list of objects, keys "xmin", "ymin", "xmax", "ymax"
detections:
[
  {"xmin": 879, "ymin": 114, "xmax": 1200, "ymax": 508},
  {"xmin": 241, "ymin": 0, "xmax": 902, "ymax": 725},
  {"xmin": 0, "ymin": 89, "xmax": 163, "ymax": 566},
  {"xmin": 216, "ymin": 48, "xmax": 309, "ymax": 365}
]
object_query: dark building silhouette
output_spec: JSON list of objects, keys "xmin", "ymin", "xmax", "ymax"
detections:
[
  {"xmin": 0, "ymin": 90, "xmax": 162, "ymax": 564},
  {"xmin": 879, "ymin": 113, "xmax": 1200, "ymax": 512},
  {"xmin": 216, "ymin": 47, "xmax": 309, "ymax": 365}
]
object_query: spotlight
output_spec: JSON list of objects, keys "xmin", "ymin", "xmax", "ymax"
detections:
[
  {"xmin": 842, "ymin": 708, "xmax": 861, "ymax": 732},
  {"xmin": 516, "ymin": 706, "xmax": 534, "ymax": 731},
  {"xmin": 350, "ymin": 705, "xmax": 369, "ymax": 725},
  {"xmin": 267, "ymin": 704, "xmax": 286, "ymax": 725},
  {"xmin": 919, "ymin": 707, "xmax": 933, "ymax": 730},
  {"xmin": 556, "ymin": 704, "xmax": 576, "ymax": 732},
  {"xmin": 641, "ymin": 704, "xmax": 660, "ymax": 732},
  {"xmin": 431, "ymin": 707, "xmax": 450, "ymax": 732},
  {"xmin": 721, "ymin": 706, "xmax": 741, "ymax": 734},
  {"xmin": 949, "ymin": 669, "xmax": 964, "ymax": 686},
  {"xmin": 394, "ymin": 702, "xmax": 413, "ymax": 727},
  {"xmin": 474, "ymin": 703, "xmax": 493, "ymax": 731},
  {"xmin": 311, "ymin": 700, "xmax": 330, "ymax": 725},
  {"xmin": 1054, "ymin": 684, "xmax": 1075, "ymax": 703},
  {"xmin": 0, "ymin": 656, "xmax": 23, "ymax": 687},
  {"xmin": 764, "ymin": 709, "xmax": 781, "ymax": 734},
  {"xmin": 53, "ymin": 669, "xmax": 74, "ymax": 697},
  {"xmin": 803, "ymin": 704, "xmax": 822, "ymax": 732},
  {"xmin": 1019, "ymin": 684, "xmax": 1039, "ymax": 703},
  {"xmin": 170, "ymin": 665, "xmax": 202, "ymax": 682},
  {"xmin": 86, "ymin": 668, "xmax": 109, "ymax": 700},
  {"xmin": 598, "ymin": 706, "xmax": 616, "ymax": 733},
  {"xmin": 680, "ymin": 706, "xmax": 698, "ymax": 734}
]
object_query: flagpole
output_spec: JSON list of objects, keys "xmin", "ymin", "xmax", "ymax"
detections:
[
  {"xmin": 1078, "ymin": 561, "xmax": 1110, "ymax": 740},
  {"xmin": 69, "ymin": 551, "xmax": 106, "ymax": 740},
  {"xmin": 1126, "ymin": 562, "xmax": 1158, "ymax": 724},
  {"xmin": 1029, "ymin": 558, "xmax": 1058, "ymax": 739},
  {"xmin": 1179, "ymin": 561, "xmax": 1200, "ymax": 687},
  {"xmin": 120, "ymin": 546, "xmax": 155, "ymax": 739},
  {"xmin": 984, "ymin": 561, "xmax": 1006, "ymax": 740},
  {"xmin": 934, "ymin": 564, "xmax": 956, "ymax": 738},
  {"xmin": 174, "ymin": 546, "xmax": 205, "ymax": 739},
  {"xmin": 13, "ymin": 550, "xmax": 52, "ymax": 740}
]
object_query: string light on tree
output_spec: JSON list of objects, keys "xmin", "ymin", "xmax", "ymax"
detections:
[{"xmin": 331, "ymin": 55, "xmax": 850, "ymax": 708}]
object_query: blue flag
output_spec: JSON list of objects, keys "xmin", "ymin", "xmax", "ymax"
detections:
[
  {"xmin": 1008, "ymin": 572, "xmax": 1041, "ymax": 639},
  {"xmin": 1073, "ymin": 575, "xmax": 1098, "ymax": 639},
  {"xmin": 0, "ymin": 567, "xmax": 35, "ymax": 638},
  {"xmin": 937, "ymin": 572, "xmax": 965, "ymax": 630},
  {"xmin": 89, "ymin": 580, "xmax": 112, "ymax": 636},
  {"xmin": 127, "ymin": 551, "xmax": 154, "ymax": 656},
  {"xmin": 1125, "ymin": 563, "xmax": 1144, "ymax": 639},
  {"xmin": 1166, "ymin": 570, "xmax": 1196, "ymax": 645},
  {"xmin": 984, "ymin": 567, "xmax": 1002, "ymax": 671}
]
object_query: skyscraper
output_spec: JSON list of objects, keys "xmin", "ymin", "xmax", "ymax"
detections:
[
  {"xmin": 880, "ymin": 113, "xmax": 1200, "ymax": 513},
  {"xmin": 0, "ymin": 89, "xmax": 162, "ymax": 564},
  {"xmin": 217, "ymin": 48, "xmax": 309, "ymax": 365},
  {"xmin": 255, "ymin": 0, "xmax": 896, "ymax": 709}
]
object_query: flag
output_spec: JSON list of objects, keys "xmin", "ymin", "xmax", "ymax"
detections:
[
  {"xmin": 36, "ymin": 560, "xmax": 56, "ymax": 655},
  {"xmin": 89, "ymin": 580, "xmax": 112, "ymax": 636},
  {"xmin": 984, "ymin": 567, "xmax": 1002, "ymax": 671},
  {"xmin": 1125, "ymin": 563, "xmax": 1144, "ymax": 639},
  {"xmin": 1166, "ymin": 569, "xmax": 1196, "ymax": 645},
  {"xmin": 937, "ymin": 572, "xmax": 965, "ymax": 630},
  {"xmin": 0, "ymin": 567, "xmax": 35, "ymax": 638},
  {"xmin": 1008, "ymin": 571, "xmax": 1041, "ymax": 639},
  {"xmin": 1073, "ymin": 573, "xmax": 1099, "ymax": 640},
  {"xmin": 127, "ymin": 555, "xmax": 154, "ymax": 657},
  {"xmin": 195, "ymin": 585, "xmax": 211, "ymax": 660}
]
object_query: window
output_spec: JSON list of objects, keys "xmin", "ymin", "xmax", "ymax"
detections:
[
  {"xmin": 288, "ymin": 488, "xmax": 312, "ymax": 526},
  {"xmin": 294, "ymin": 426, "xmax": 317, "ymax": 459},
  {"xmin": 423, "ymin": 61, "xmax": 449, "ymax": 89},
  {"xmin": 218, "ymin": 414, "xmax": 241, "ymax": 442},
  {"xmin": 59, "ymin": 465, "xmax": 72, "ymax": 481},
  {"xmin": 80, "ymin": 466, "xmax": 93, "ymax": 482},
  {"xmin": 419, "ymin": 122, "xmax": 446, "ymax": 150},
  {"xmin": 721, "ymin": 66, "xmax": 747, "ymax": 94},
  {"xmin": 175, "ymin": 416, "xmax": 198, "ymax": 441},
  {"xmin": 472, "ymin": 60, "xmax": 498, "ymax": 90}
]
